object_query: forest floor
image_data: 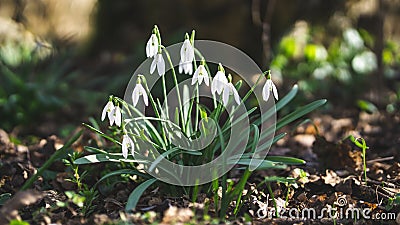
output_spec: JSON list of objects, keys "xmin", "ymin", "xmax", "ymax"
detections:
[{"xmin": 0, "ymin": 109, "xmax": 399, "ymax": 225}]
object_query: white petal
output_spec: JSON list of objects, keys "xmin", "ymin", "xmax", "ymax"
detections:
[
  {"xmin": 146, "ymin": 34, "xmax": 157, "ymax": 58},
  {"xmin": 262, "ymin": 81, "xmax": 270, "ymax": 102},
  {"xmin": 204, "ymin": 75, "xmax": 210, "ymax": 86},
  {"xmin": 186, "ymin": 63, "xmax": 193, "ymax": 75},
  {"xmin": 122, "ymin": 135, "xmax": 128, "ymax": 159},
  {"xmin": 211, "ymin": 79, "xmax": 217, "ymax": 94},
  {"xmin": 150, "ymin": 57, "xmax": 157, "ymax": 74},
  {"xmin": 198, "ymin": 75, "xmax": 204, "ymax": 85},
  {"xmin": 222, "ymin": 87, "xmax": 229, "ymax": 106},
  {"xmin": 132, "ymin": 87, "xmax": 139, "ymax": 106},
  {"xmin": 231, "ymin": 85, "xmax": 240, "ymax": 105},
  {"xmin": 129, "ymin": 137, "xmax": 135, "ymax": 157},
  {"xmin": 109, "ymin": 107, "xmax": 116, "ymax": 126},
  {"xmin": 114, "ymin": 106, "xmax": 121, "ymax": 127},
  {"xmin": 272, "ymin": 82, "xmax": 279, "ymax": 100},
  {"xmin": 192, "ymin": 68, "xmax": 200, "ymax": 85},
  {"xmin": 213, "ymin": 71, "xmax": 228, "ymax": 95},
  {"xmin": 142, "ymin": 89, "xmax": 149, "ymax": 106},
  {"xmin": 101, "ymin": 101, "xmax": 110, "ymax": 121},
  {"xmin": 105, "ymin": 101, "xmax": 114, "ymax": 121},
  {"xmin": 157, "ymin": 54, "xmax": 165, "ymax": 76},
  {"xmin": 178, "ymin": 60, "xmax": 184, "ymax": 74},
  {"xmin": 146, "ymin": 39, "xmax": 151, "ymax": 58}
]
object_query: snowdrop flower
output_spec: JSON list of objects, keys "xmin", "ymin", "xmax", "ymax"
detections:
[
  {"xmin": 211, "ymin": 63, "xmax": 228, "ymax": 95},
  {"xmin": 101, "ymin": 99, "xmax": 114, "ymax": 124},
  {"xmin": 146, "ymin": 33, "xmax": 159, "ymax": 58},
  {"xmin": 111, "ymin": 104, "xmax": 122, "ymax": 127},
  {"xmin": 122, "ymin": 134, "xmax": 134, "ymax": 159},
  {"xmin": 192, "ymin": 64, "xmax": 209, "ymax": 86},
  {"xmin": 179, "ymin": 36, "xmax": 194, "ymax": 75},
  {"xmin": 262, "ymin": 72, "xmax": 278, "ymax": 102},
  {"xmin": 150, "ymin": 53, "xmax": 165, "ymax": 76},
  {"xmin": 222, "ymin": 74, "xmax": 240, "ymax": 106},
  {"xmin": 132, "ymin": 77, "xmax": 149, "ymax": 106}
]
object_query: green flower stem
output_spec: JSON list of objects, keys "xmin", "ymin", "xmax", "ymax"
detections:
[
  {"xmin": 21, "ymin": 130, "xmax": 83, "ymax": 190},
  {"xmin": 161, "ymin": 67, "xmax": 170, "ymax": 119},
  {"xmin": 267, "ymin": 182, "xmax": 279, "ymax": 218},
  {"xmin": 195, "ymin": 83, "xmax": 199, "ymax": 132},
  {"xmin": 194, "ymin": 48, "xmax": 216, "ymax": 108},
  {"xmin": 143, "ymin": 81, "xmax": 168, "ymax": 145},
  {"xmin": 161, "ymin": 46, "xmax": 185, "ymax": 132}
]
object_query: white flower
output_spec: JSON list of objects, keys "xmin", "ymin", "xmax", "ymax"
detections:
[
  {"xmin": 146, "ymin": 34, "xmax": 159, "ymax": 58},
  {"xmin": 191, "ymin": 65, "xmax": 209, "ymax": 86},
  {"xmin": 262, "ymin": 79, "xmax": 278, "ymax": 102},
  {"xmin": 111, "ymin": 105, "xmax": 122, "ymax": 127},
  {"xmin": 178, "ymin": 39, "xmax": 194, "ymax": 75},
  {"xmin": 132, "ymin": 83, "xmax": 149, "ymax": 106},
  {"xmin": 122, "ymin": 134, "xmax": 134, "ymax": 159},
  {"xmin": 150, "ymin": 53, "xmax": 165, "ymax": 76},
  {"xmin": 211, "ymin": 70, "xmax": 228, "ymax": 95},
  {"xmin": 179, "ymin": 59, "xmax": 193, "ymax": 75},
  {"xmin": 101, "ymin": 100, "xmax": 114, "ymax": 123},
  {"xmin": 222, "ymin": 82, "xmax": 240, "ymax": 106}
]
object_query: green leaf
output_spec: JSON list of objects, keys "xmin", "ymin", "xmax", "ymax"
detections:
[
  {"xmin": 232, "ymin": 159, "xmax": 287, "ymax": 170},
  {"xmin": 9, "ymin": 220, "xmax": 30, "ymax": 225},
  {"xmin": 265, "ymin": 156, "xmax": 305, "ymax": 165},
  {"xmin": 84, "ymin": 146, "xmax": 108, "ymax": 154},
  {"xmin": 263, "ymin": 176, "xmax": 296, "ymax": 183},
  {"xmin": 149, "ymin": 147, "xmax": 202, "ymax": 172},
  {"xmin": 276, "ymin": 99, "xmax": 327, "ymax": 130},
  {"xmin": 73, "ymin": 154, "xmax": 148, "ymax": 164},
  {"xmin": 357, "ymin": 100, "xmax": 377, "ymax": 113},
  {"xmin": 125, "ymin": 178, "xmax": 157, "ymax": 211}
]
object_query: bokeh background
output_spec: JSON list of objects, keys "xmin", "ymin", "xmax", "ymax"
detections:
[{"xmin": 1, "ymin": 0, "xmax": 400, "ymax": 137}]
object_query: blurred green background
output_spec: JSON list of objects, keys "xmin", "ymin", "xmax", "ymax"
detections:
[{"xmin": 0, "ymin": 0, "xmax": 399, "ymax": 136}]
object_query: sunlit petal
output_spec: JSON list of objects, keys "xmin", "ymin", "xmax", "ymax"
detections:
[
  {"xmin": 231, "ymin": 85, "xmax": 241, "ymax": 105},
  {"xmin": 114, "ymin": 106, "xmax": 121, "ymax": 127},
  {"xmin": 222, "ymin": 87, "xmax": 229, "ymax": 106},
  {"xmin": 146, "ymin": 34, "xmax": 158, "ymax": 58},
  {"xmin": 150, "ymin": 57, "xmax": 157, "ymax": 74},
  {"xmin": 129, "ymin": 137, "xmax": 135, "ymax": 157},
  {"xmin": 204, "ymin": 74, "xmax": 210, "ymax": 86},
  {"xmin": 109, "ymin": 107, "xmax": 116, "ymax": 126},
  {"xmin": 271, "ymin": 82, "xmax": 279, "ymax": 100},
  {"xmin": 262, "ymin": 81, "xmax": 270, "ymax": 102},
  {"xmin": 122, "ymin": 135, "xmax": 129, "ymax": 159},
  {"xmin": 132, "ymin": 88, "xmax": 139, "ymax": 106},
  {"xmin": 157, "ymin": 54, "xmax": 165, "ymax": 76}
]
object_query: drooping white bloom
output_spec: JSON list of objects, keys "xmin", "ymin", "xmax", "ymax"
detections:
[
  {"xmin": 150, "ymin": 53, "xmax": 165, "ymax": 76},
  {"xmin": 101, "ymin": 100, "xmax": 114, "ymax": 123},
  {"xmin": 179, "ymin": 59, "xmax": 193, "ymax": 75},
  {"xmin": 191, "ymin": 65, "xmax": 209, "ymax": 86},
  {"xmin": 111, "ymin": 105, "xmax": 122, "ymax": 127},
  {"xmin": 132, "ymin": 83, "xmax": 149, "ymax": 106},
  {"xmin": 178, "ymin": 39, "xmax": 194, "ymax": 75},
  {"xmin": 262, "ymin": 79, "xmax": 278, "ymax": 102},
  {"xmin": 122, "ymin": 134, "xmax": 134, "ymax": 159},
  {"xmin": 146, "ymin": 34, "xmax": 159, "ymax": 58},
  {"xmin": 222, "ymin": 82, "xmax": 240, "ymax": 106},
  {"xmin": 211, "ymin": 70, "xmax": 228, "ymax": 95}
]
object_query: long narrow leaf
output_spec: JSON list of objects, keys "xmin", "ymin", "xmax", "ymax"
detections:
[{"xmin": 125, "ymin": 178, "xmax": 157, "ymax": 211}]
